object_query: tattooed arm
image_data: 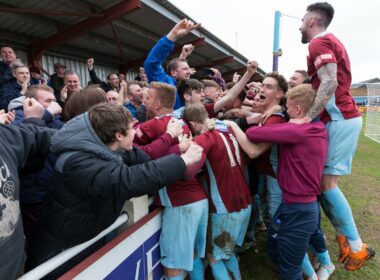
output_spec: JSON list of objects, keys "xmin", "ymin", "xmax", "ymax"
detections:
[
  {"xmin": 290, "ymin": 63, "xmax": 338, "ymax": 124},
  {"xmin": 306, "ymin": 63, "xmax": 338, "ymax": 120}
]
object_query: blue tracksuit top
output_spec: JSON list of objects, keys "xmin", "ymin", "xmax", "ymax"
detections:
[{"xmin": 144, "ymin": 36, "xmax": 184, "ymax": 110}]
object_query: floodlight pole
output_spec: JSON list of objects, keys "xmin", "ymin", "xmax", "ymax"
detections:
[{"xmin": 272, "ymin": 10, "xmax": 282, "ymax": 72}]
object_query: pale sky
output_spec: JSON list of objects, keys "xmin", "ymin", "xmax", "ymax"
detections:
[{"xmin": 170, "ymin": 0, "xmax": 379, "ymax": 83}]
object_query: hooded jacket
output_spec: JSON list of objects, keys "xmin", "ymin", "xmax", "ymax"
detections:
[{"xmin": 26, "ymin": 112, "xmax": 187, "ymax": 268}]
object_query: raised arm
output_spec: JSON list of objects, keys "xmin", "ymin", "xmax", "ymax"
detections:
[
  {"xmin": 214, "ymin": 61, "xmax": 257, "ymax": 113},
  {"xmin": 144, "ymin": 19, "xmax": 200, "ymax": 83},
  {"xmin": 87, "ymin": 58, "xmax": 105, "ymax": 86}
]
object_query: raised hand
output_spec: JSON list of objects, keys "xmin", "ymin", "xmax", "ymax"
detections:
[
  {"xmin": 179, "ymin": 44, "xmax": 195, "ymax": 59},
  {"xmin": 60, "ymin": 85, "xmax": 68, "ymax": 103},
  {"xmin": 247, "ymin": 60, "xmax": 258, "ymax": 75},
  {"xmin": 46, "ymin": 101, "xmax": 62, "ymax": 116},
  {"xmin": 167, "ymin": 19, "xmax": 201, "ymax": 42},
  {"xmin": 24, "ymin": 98, "xmax": 44, "ymax": 119},
  {"xmin": 233, "ymin": 72, "xmax": 241, "ymax": 83},
  {"xmin": 87, "ymin": 58, "xmax": 94, "ymax": 70},
  {"xmin": 0, "ymin": 110, "xmax": 15, "ymax": 124}
]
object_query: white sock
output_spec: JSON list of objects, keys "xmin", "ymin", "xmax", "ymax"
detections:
[
  {"xmin": 307, "ymin": 272, "xmax": 318, "ymax": 280},
  {"xmin": 348, "ymin": 238, "xmax": 363, "ymax": 253}
]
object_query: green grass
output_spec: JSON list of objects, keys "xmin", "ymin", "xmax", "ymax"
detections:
[{"xmin": 237, "ymin": 114, "xmax": 380, "ymax": 279}]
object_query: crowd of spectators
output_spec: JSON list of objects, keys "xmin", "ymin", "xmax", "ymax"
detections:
[{"xmin": 0, "ymin": 2, "xmax": 374, "ymax": 280}]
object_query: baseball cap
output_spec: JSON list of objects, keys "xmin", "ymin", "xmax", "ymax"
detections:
[{"xmin": 54, "ymin": 62, "xmax": 66, "ymax": 69}]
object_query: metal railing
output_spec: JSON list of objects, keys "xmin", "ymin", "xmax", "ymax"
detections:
[{"xmin": 19, "ymin": 213, "xmax": 128, "ymax": 280}]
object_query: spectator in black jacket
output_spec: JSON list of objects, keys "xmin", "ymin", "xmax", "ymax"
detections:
[
  {"xmin": 0, "ymin": 98, "xmax": 54, "ymax": 280},
  {"xmin": 87, "ymin": 58, "xmax": 119, "ymax": 92},
  {"xmin": 26, "ymin": 103, "xmax": 203, "ymax": 273},
  {"xmin": 50, "ymin": 62, "xmax": 65, "ymax": 94},
  {"xmin": 0, "ymin": 46, "xmax": 18, "ymax": 87}
]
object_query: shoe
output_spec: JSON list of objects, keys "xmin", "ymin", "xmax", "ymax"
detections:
[
  {"xmin": 344, "ymin": 244, "xmax": 375, "ymax": 271},
  {"xmin": 336, "ymin": 234, "xmax": 350, "ymax": 263},
  {"xmin": 257, "ymin": 222, "xmax": 267, "ymax": 231},
  {"xmin": 316, "ymin": 264, "xmax": 335, "ymax": 280},
  {"xmin": 235, "ymin": 237, "xmax": 256, "ymax": 253}
]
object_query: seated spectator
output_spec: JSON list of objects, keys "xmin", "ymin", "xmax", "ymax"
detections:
[
  {"xmin": 26, "ymin": 103, "xmax": 203, "ymax": 274},
  {"xmin": 50, "ymin": 62, "xmax": 66, "ymax": 93},
  {"xmin": 0, "ymin": 98, "xmax": 54, "ymax": 280},
  {"xmin": 0, "ymin": 62, "xmax": 30, "ymax": 110},
  {"xmin": 144, "ymin": 19, "xmax": 200, "ymax": 109},
  {"xmin": 87, "ymin": 58, "xmax": 119, "ymax": 92},
  {"xmin": 0, "ymin": 46, "xmax": 19, "ymax": 86}
]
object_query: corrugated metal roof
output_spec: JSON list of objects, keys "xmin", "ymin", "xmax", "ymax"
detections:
[{"xmin": 0, "ymin": 0, "xmax": 265, "ymax": 79}]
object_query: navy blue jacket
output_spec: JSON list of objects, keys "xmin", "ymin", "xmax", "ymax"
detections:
[
  {"xmin": 0, "ymin": 79, "xmax": 22, "ymax": 111},
  {"xmin": 0, "ymin": 60, "xmax": 14, "ymax": 87}
]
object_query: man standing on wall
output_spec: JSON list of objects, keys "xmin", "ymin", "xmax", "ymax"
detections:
[{"xmin": 296, "ymin": 2, "xmax": 375, "ymax": 270}]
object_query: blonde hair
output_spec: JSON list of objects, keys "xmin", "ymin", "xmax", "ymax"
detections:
[
  {"xmin": 25, "ymin": 84, "xmax": 54, "ymax": 99},
  {"xmin": 150, "ymin": 82, "xmax": 176, "ymax": 109},
  {"xmin": 286, "ymin": 84, "xmax": 316, "ymax": 112}
]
